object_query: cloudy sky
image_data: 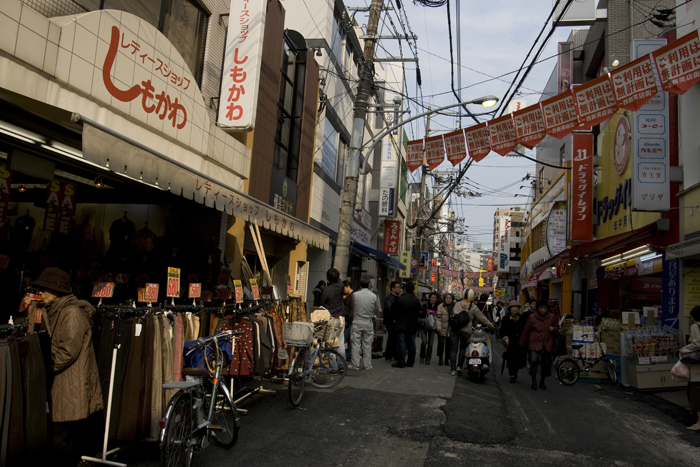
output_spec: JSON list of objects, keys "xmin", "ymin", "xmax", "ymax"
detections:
[{"xmin": 347, "ymin": 0, "xmax": 577, "ymax": 247}]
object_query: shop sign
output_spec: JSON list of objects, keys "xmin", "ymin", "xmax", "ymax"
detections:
[
  {"xmin": 464, "ymin": 123, "xmax": 491, "ymax": 162},
  {"xmin": 595, "ymin": 178, "xmax": 632, "ymax": 225},
  {"xmin": 356, "ymin": 209, "xmax": 372, "ymax": 229},
  {"xmin": 233, "ymin": 280, "xmax": 244, "ymax": 303},
  {"xmin": 548, "ymin": 299, "xmax": 561, "ymax": 317},
  {"xmin": 425, "ymin": 135, "xmax": 445, "ymax": 170},
  {"xmin": 546, "ymin": 201, "xmax": 567, "ymax": 257},
  {"xmin": 630, "ymin": 280, "xmax": 662, "ymax": 293},
  {"xmin": 379, "ymin": 157, "xmax": 397, "ymax": 217},
  {"xmin": 379, "ymin": 188, "xmax": 395, "ymax": 217},
  {"xmin": 633, "ymin": 40, "xmax": 670, "ymax": 212},
  {"xmin": 269, "ymin": 170, "xmax": 296, "ymax": 216},
  {"xmin": 351, "ymin": 220, "xmax": 370, "ymax": 246},
  {"xmin": 443, "ymin": 129, "xmax": 467, "ymax": 166},
  {"xmin": 419, "ymin": 251, "xmax": 429, "ymax": 271},
  {"xmin": 382, "ymin": 221, "xmax": 401, "ymax": 255},
  {"xmin": 92, "ymin": 282, "xmax": 115, "ymax": 299},
  {"xmin": 541, "ymin": 91, "xmax": 579, "ymax": 139},
  {"xmin": 613, "ymin": 114, "xmax": 631, "ymax": 175},
  {"xmin": 651, "ymin": 30, "xmax": 700, "ymax": 94},
  {"xmin": 512, "ymin": 105, "xmax": 546, "ymax": 149},
  {"xmin": 167, "ymin": 267, "xmax": 181, "ymax": 298},
  {"xmin": 685, "ymin": 270, "xmax": 700, "ymax": 317},
  {"xmin": 498, "ymin": 215, "xmax": 511, "ymax": 272},
  {"xmin": 558, "ymin": 42, "xmax": 573, "ymax": 94},
  {"xmin": 44, "ymin": 180, "xmax": 76, "ymax": 234},
  {"xmin": 218, "ymin": 0, "xmax": 268, "ymax": 130},
  {"xmin": 572, "ymin": 74, "xmax": 618, "ymax": 127},
  {"xmin": 662, "ymin": 257, "xmax": 680, "ymax": 332},
  {"xmin": 399, "ymin": 250, "xmax": 411, "ymax": 278},
  {"xmin": 572, "ymin": 134, "xmax": 593, "ymax": 241},
  {"xmin": 249, "ymin": 279, "xmax": 260, "ymax": 300},
  {"xmin": 487, "ymin": 257, "xmax": 494, "ymax": 271},
  {"xmin": 0, "ymin": 164, "xmax": 12, "ymax": 223},
  {"xmin": 487, "ymin": 115, "xmax": 518, "ymax": 156},
  {"xmin": 406, "ymin": 140, "xmax": 424, "ymax": 172},
  {"xmin": 610, "ymin": 55, "xmax": 658, "ymax": 111},
  {"xmin": 188, "ymin": 283, "xmax": 202, "ymax": 299}
]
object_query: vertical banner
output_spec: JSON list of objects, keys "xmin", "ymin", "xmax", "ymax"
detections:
[
  {"xmin": 558, "ymin": 42, "xmax": 573, "ymax": 94},
  {"xmin": 406, "ymin": 139, "xmax": 424, "ymax": 172},
  {"xmin": 651, "ymin": 30, "xmax": 700, "ymax": 95},
  {"xmin": 44, "ymin": 180, "xmax": 77, "ymax": 234},
  {"xmin": 443, "ymin": 129, "xmax": 467, "ymax": 166},
  {"xmin": 487, "ymin": 115, "xmax": 518, "ymax": 156},
  {"xmin": 399, "ymin": 250, "xmax": 411, "ymax": 278},
  {"xmin": 662, "ymin": 256, "xmax": 680, "ymax": 333},
  {"xmin": 498, "ymin": 216, "xmax": 511, "ymax": 272},
  {"xmin": 419, "ymin": 251, "xmax": 429, "ymax": 270},
  {"xmin": 250, "ymin": 279, "xmax": 260, "ymax": 300},
  {"xmin": 0, "ymin": 164, "xmax": 12, "ymax": 223},
  {"xmin": 218, "ymin": 0, "xmax": 268, "ymax": 130},
  {"xmin": 167, "ymin": 267, "xmax": 181, "ymax": 297},
  {"xmin": 382, "ymin": 220, "xmax": 401, "ymax": 255},
  {"xmin": 464, "ymin": 123, "xmax": 491, "ymax": 162},
  {"xmin": 379, "ymin": 145, "xmax": 398, "ymax": 217},
  {"xmin": 632, "ymin": 39, "xmax": 670, "ymax": 212},
  {"xmin": 487, "ymin": 257, "xmax": 494, "ymax": 272},
  {"xmin": 233, "ymin": 279, "xmax": 244, "ymax": 303},
  {"xmin": 572, "ymin": 133, "xmax": 594, "ymax": 241},
  {"xmin": 425, "ymin": 135, "xmax": 446, "ymax": 170}
]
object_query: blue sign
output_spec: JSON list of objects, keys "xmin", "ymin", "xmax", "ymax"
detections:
[
  {"xmin": 387, "ymin": 188, "xmax": 395, "ymax": 216},
  {"xmin": 499, "ymin": 252, "xmax": 508, "ymax": 270},
  {"xmin": 662, "ymin": 256, "xmax": 680, "ymax": 333},
  {"xmin": 410, "ymin": 267, "xmax": 418, "ymax": 275}
]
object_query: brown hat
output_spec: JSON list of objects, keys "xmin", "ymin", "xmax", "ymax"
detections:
[
  {"xmin": 506, "ymin": 300, "xmax": 521, "ymax": 308},
  {"xmin": 32, "ymin": 267, "xmax": 72, "ymax": 295}
]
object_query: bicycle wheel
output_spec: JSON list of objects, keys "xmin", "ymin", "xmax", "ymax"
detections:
[
  {"xmin": 161, "ymin": 393, "xmax": 194, "ymax": 467},
  {"xmin": 211, "ymin": 382, "xmax": 240, "ymax": 449},
  {"xmin": 604, "ymin": 358, "xmax": 618, "ymax": 384},
  {"xmin": 288, "ymin": 348, "xmax": 306, "ymax": 406},
  {"xmin": 310, "ymin": 349, "xmax": 346, "ymax": 389},
  {"xmin": 556, "ymin": 358, "xmax": 580, "ymax": 386}
]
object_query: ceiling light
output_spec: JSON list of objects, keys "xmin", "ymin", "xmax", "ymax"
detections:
[
  {"xmin": 611, "ymin": 56, "xmax": 620, "ymax": 67},
  {"xmin": 94, "ymin": 176, "xmax": 103, "ymax": 188},
  {"xmin": 0, "ymin": 121, "xmax": 46, "ymax": 144},
  {"xmin": 640, "ymin": 252, "xmax": 662, "ymax": 262},
  {"xmin": 18, "ymin": 185, "xmax": 26, "ymax": 193}
]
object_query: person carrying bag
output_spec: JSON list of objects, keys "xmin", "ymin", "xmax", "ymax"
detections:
[{"xmin": 680, "ymin": 306, "xmax": 700, "ymax": 431}]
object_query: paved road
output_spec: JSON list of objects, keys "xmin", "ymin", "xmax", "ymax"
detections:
[{"xmin": 98, "ymin": 338, "xmax": 700, "ymax": 467}]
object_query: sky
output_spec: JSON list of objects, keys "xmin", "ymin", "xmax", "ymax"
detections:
[{"xmin": 346, "ymin": 0, "xmax": 577, "ymax": 247}]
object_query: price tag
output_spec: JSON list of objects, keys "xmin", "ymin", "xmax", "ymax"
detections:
[
  {"xmin": 135, "ymin": 322, "xmax": 142, "ymax": 337},
  {"xmin": 638, "ymin": 356, "xmax": 651, "ymax": 365},
  {"xmin": 91, "ymin": 282, "xmax": 115, "ymax": 298},
  {"xmin": 167, "ymin": 267, "xmax": 180, "ymax": 298},
  {"xmin": 250, "ymin": 279, "xmax": 260, "ymax": 300},
  {"xmin": 233, "ymin": 280, "xmax": 244, "ymax": 304},
  {"xmin": 144, "ymin": 283, "xmax": 159, "ymax": 302},
  {"xmin": 188, "ymin": 283, "xmax": 202, "ymax": 299},
  {"xmin": 651, "ymin": 355, "xmax": 668, "ymax": 363}
]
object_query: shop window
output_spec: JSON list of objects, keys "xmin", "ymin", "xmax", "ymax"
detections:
[{"xmin": 161, "ymin": 0, "xmax": 209, "ymax": 83}]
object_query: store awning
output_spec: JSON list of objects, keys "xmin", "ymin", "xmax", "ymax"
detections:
[
  {"xmin": 573, "ymin": 221, "xmax": 658, "ymax": 259},
  {"xmin": 80, "ymin": 123, "xmax": 329, "ymax": 250},
  {"xmin": 666, "ymin": 237, "xmax": 700, "ymax": 259},
  {"xmin": 350, "ymin": 243, "xmax": 406, "ymax": 271}
]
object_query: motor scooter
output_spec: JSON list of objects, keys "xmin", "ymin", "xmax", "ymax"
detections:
[{"xmin": 465, "ymin": 324, "xmax": 491, "ymax": 382}]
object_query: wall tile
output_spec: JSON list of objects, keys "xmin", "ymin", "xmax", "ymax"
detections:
[
  {"xmin": 19, "ymin": 3, "xmax": 48, "ymax": 38},
  {"xmin": 15, "ymin": 26, "xmax": 45, "ymax": 70},
  {"xmin": 47, "ymin": 22, "xmax": 60, "ymax": 44},
  {"xmin": 78, "ymin": 11, "xmax": 100, "ymax": 35},
  {"xmin": 0, "ymin": 0, "xmax": 21, "ymax": 22},
  {"xmin": 55, "ymin": 46, "xmax": 71, "ymax": 82},
  {"xmin": 97, "ymin": 12, "xmax": 119, "ymax": 45},
  {"xmin": 0, "ymin": 13, "xmax": 18, "ymax": 55},
  {"xmin": 58, "ymin": 22, "xmax": 75, "ymax": 51},
  {"xmin": 43, "ymin": 41, "xmax": 58, "ymax": 75},
  {"xmin": 90, "ymin": 67, "xmax": 112, "ymax": 105},
  {"xmin": 95, "ymin": 38, "xmax": 109, "ymax": 71},
  {"xmin": 120, "ymin": 12, "xmax": 139, "ymax": 37},
  {"xmin": 68, "ymin": 54, "xmax": 94, "ymax": 95},
  {"xmin": 113, "ymin": 50, "xmax": 135, "ymax": 88},
  {"xmin": 73, "ymin": 24, "xmax": 97, "ymax": 64}
]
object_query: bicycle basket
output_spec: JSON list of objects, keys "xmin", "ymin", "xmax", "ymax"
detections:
[
  {"xmin": 314, "ymin": 318, "xmax": 342, "ymax": 345},
  {"xmin": 282, "ymin": 322, "xmax": 314, "ymax": 347},
  {"xmin": 183, "ymin": 338, "xmax": 233, "ymax": 369}
]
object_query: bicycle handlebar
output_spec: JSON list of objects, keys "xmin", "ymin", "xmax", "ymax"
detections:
[{"xmin": 190, "ymin": 329, "xmax": 243, "ymax": 351}]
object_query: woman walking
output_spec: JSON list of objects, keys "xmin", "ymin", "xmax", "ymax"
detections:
[
  {"xmin": 435, "ymin": 293, "xmax": 455, "ymax": 367},
  {"xmin": 680, "ymin": 306, "xmax": 700, "ymax": 431},
  {"xmin": 419, "ymin": 292, "xmax": 439, "ymax": 364},
  {"xmin": 519, "ymin": 301, "xmax": 558, "ymax": 390},
  {"xmin": 500, "ymin": 300, "xmax": 527, "ymax": 383}
]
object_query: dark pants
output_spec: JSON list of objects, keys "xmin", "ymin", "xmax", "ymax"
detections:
[
  {"xmin": 437, "ymin": 335, "xmax": 451, "ymax": 362},
  {"xmin": 344, "ymin": 324, "xmax": 352, "ymax": 360},
  {"xmin": 419, "ymin": 330, "xmax": 435, "ymax": 361},
  {"xmin": 396, "ymin": 332, "xmax": 416, "ymax": 367},
  {"xmin": 449, "ymin": 331, "xmax": 469, "ymax": 371},
  {"xmin": 52, "ymin": 410, "xmax": 104, "ymax": 467},
  {"xmin": 18, "ymin": 333, "xmax": 48, "ymax": 458},
  {"xmin": 385, "ymin": 328, "xmax": 398, "ymax": 360},
  {"xmin": 528, "ymin": 349, "xmax": 552, "ymax": 378}
]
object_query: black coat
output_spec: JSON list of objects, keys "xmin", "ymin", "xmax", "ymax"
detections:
[
  {"xmin": 383, "ymin": 293, "xmax": 398, "ymax": 329},
  {"xmin": 500, "ymin": 313, "xmax": 527, "ymax": 372},
  {"xmin": 319, "ymin": 279, "xmax": 345, "ymax": 318},
  {"xmin": 394, "ymin": 294, "xmax": 421, "ymax": 334}
]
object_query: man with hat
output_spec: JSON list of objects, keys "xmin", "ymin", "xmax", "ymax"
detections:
[
  {"xmin": 33, "ymin": 267, "xmax": 103, "ymax": 465},
  {"xmin": 500, "ymin": 300, "xmax": 528, "ymax": 383}
]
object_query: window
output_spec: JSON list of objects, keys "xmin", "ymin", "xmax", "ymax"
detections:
[
  {"xmin": 161, "ymin": 0, "xmax": 208, "ymax": 82},
  {"xmin": 559, "ymin": 144, "xmax": 565, "ymax": 166},
  {"xmin": 321, "ymin": 120, "xmax": 338, "ymax": 180},
  {"xmin": 102, "ymin": 0, "xmax": 163, "ymax": 28},
  {"xmin": 331, "ymin": 18, "xmax": 343, "ymax": 62}
]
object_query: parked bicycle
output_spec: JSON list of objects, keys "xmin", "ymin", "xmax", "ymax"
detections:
[
  {"xmin": 160, "ymin": 329, "xmax": 243, "ymax": 467},
  {"xmin": 556, "ymin": 331, "xmax": 618, "ymax": 385},
  {"xmin": 284, "ymin": 319, "xmax": 346, "ymax": 406}
]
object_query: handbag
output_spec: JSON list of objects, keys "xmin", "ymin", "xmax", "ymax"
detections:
[
  {"xmin": 424, "ymin": 313, "xmax": 436, "ymax": 332},
  {"xmin": 671, "ymin": 360, "xmax": 691, "ymax": 379},
  {"xmin": 680, "ymin": 350, "xmax": 700, "ymax": 365}
]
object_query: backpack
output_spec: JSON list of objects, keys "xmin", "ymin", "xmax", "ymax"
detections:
[{"xmin": 448, "ymin": 305, "xmax": 471, "ymax": 332}]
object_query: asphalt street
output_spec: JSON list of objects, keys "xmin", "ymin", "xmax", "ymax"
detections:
[{"xmin": 95, "ymin": 336, "xmax": 700, "ymax": 467}]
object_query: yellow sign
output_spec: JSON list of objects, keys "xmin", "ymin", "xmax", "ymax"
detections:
[
  {"xmin": 399, "ymin": 250, "xmax": 411, "ymax": 278},
  {"xmin": 686, "ymin": 272, "xmax": 700, "ymax": 316}
]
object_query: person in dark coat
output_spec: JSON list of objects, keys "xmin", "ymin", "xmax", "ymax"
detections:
[
  {"xmin": 382, "ymin": 281, "xmax": 402, "ymax": 361},
  {"xmin": 500, "ymin": 300, "xmax": 527, "ymax": 383},
  {"xmin": 522, "ymin": 298, "xmax": 537, "ymax": 323},
  {"xmin": 519, "ymin": 301, "xmax": 559, "ymax": 390},
  {"xmin": 342, "ymin": 280, "xmax": 354, "ymax": 360},
  {"xmin": 419, "ymin": 292, "xmax": 440, "ymax": 364},
  {"xmin": 312, "ymin": 280, "xmax": 326, "ymax": 307},
  {"xmin": 392, "ymin": 282, "xmax": 421, "ymax": 368},
  {"xmin": 319, "ymin": 269, "xmax": 344, "ymax": 318}
]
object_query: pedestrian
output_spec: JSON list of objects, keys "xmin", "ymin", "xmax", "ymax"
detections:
[
  {"xmin": 319, "ymin": 268, "xmax": 346, "ymax": 369},
  {"xmin": 33, "ymin": 267, "xmax": 103, "ymax": 466},
  {"xmin": 680, "ymin": 306, "xmax": 700, "ymax": 431},
  {"xmin": 476, "ymin": 293, "xmax": 494, "ymax": 323},
  {"xmin": 450, "ymin": 289, "xmax": 495, "ymax": 376},
  {"xmin": 523, "ymin": 298, "xmax": 537, "ymax": 322},
  {"xmin": 392, "ymin": 282, "xmax": 421, "ymax": 368},
  {"xmin": 312, "ymin": 280, "xmax": 326, "ymax": 307},
  {"xmin": 348, "ymin": 277, "xmax": 381, "ymax": 371},
  {"xmin": 383, "ymin": 281, "xmax": 402, "ymax": 361},
  {"xmin": 500, "ymin": 300, "xmax": 527, "ymax": 383},
  {"xmin": 343, "ymin": 280, "xmax": 354, "ymax": 361},
  {"xmin": 419, "ymin": 292, "xmax": 439, "ymax": 364},
  {"xmin": 519, "ymin": 301, "xmax": 559, "ymax": 390},
  {"xmin": 493, "ymin": 300, "xmax": 506, "ymax": 337},
  {"xmin": 435, "ymin": 293, "xmax": 455, "ymax": 366}
]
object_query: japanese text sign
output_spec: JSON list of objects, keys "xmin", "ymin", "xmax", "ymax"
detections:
[
  {"xmin": 400, "ymin": 250, "xmax": 411, "ymax": 278},
  {"xmin": 425, "ymin": 135, "xmax": 445, "ymax": 170},
  {"xmin": 188, "ymin": 283, "xmax": 202, "ymax": 299},
  {"xmin": 464, "ymin": 123, "xmax": 491, "ymax": 162},
  {"xmin": 167, "ymin": 267, "xmax": 181, "ymax": 298},
  {"xmin": 662, "ymin": 257, "xmax": 680, "ymax": 332},
  {"xmin": 572, "ymin": 133, "xmax": 594, "ymax": 241},
  {"xmin": 91, "ymin": 282, "xmax": 115, "ymax": 299},
  {"xmin": 541, "ymin": 91, "xmax": 579, "ymax": 139},
  {"xmin": 610, "ymin": 55, "xmax": 659, "ymax": 110},
  {"xmin": 443, "ymin": 129, "xmax": 467, "ymax": 166},
  {"xmin": 44, "ymin": 180, "xmax": 76, "ymax": 234},
  {"xmin": 249, "ymin": 279, "xmax": 260, "ymax": 300},
  {"xmin": 406, "ymin": 139, "xmax": 424, "ymax": 172},
  {"xmin": 572, "ymin": 74, "xmax": 618, "ymax": 126},
  {"xmin": 487, "ymin": 115, "xmax": 518, "ymax": 156},
  {"xmin": 498, "ymin": 216, "xmax": 511, "ymax": 272},
  {"xmin": 652, "ymin": 30, "xmax": 700, "ymax": 94},
  {"xmin": 218, "ymin": 0, "xmax": 268, "ymax": 130},
  {"xmin": 233, "ymin": 279, "xmax": 244, "ymax": 303},
  {"xmin": 382, "ymin": 221, "xmax": 401, "ymax": 255},
  {"xmin": 513, "ymin": 105, "xmax": 546, "ymax": 149},
  {"xmin": 0, "ymin": 164, "xmax": 12, "ymax": 223}
]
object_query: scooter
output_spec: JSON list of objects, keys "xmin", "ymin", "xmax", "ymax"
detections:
[{"xmin": 465, "ymin": 324, "xmax": 491, "ymax": 382}]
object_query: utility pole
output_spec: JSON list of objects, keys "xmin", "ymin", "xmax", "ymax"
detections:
[
  {"xmin": 414, "ymin": 109, "xmax": 431, "ymax": 286},
  {"xmin": 333, "ymin": 0, "xmax": 383, "ymax": 276}
]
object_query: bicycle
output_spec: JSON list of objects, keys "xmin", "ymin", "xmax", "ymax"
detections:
[
  {"xmin": 159, "ymin": 330, "xmax": 243, "ymax": 467},
  {"xmin": 556, "ymin": 331, "xmax": 618, "ymax": 385},
  {"xmin": 284, "ymin": 319, "xmax": 347, "ymax": 406}
]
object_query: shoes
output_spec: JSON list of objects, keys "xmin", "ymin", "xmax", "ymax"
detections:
[
  {"xmin": 539, "ymin": 379, "xmax": 547, "ymax": 390},
  {"xmin": 426, "ymin": 360, "xmax": 431, "ymax": 365},
  {"xmin": 531, "ymin": 377, "xmax": 537, "ymax": 390},
  {"xmin": 364, "ymin": 366, "xmax": 373, "ymax": 371},
  {"xmin": 347, "ymin": 365, "xmax": 360, "ymax": 371},
  {"xmin": 451, "ymin": 371, "xmax": 457, "ymax": 376},
  {"xmin": 420, "ymin": 358, "xmax": 425, "ymax": 363},
  {"xmin": 391, "ymin": 362, "xmax": 406, "ymax": 368},
  {"xmin": 687, "ymin": 422, "xmax": 700, "ymax": 431},
  {"xmin": 438, "ymin": 358, "xmax": 443, "ymax": 366}
]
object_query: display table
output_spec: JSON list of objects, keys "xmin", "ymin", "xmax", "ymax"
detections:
[{"xmin": 627, "ymin": 362, "xmax": 686, "ymax": 390}]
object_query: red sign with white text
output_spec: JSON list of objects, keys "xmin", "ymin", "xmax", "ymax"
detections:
[
  {"xmin": 487, "ymin": 115, "xmax": 518, "ymax": 156},
  {"xmin": 144, "ymin": 283, "xmax": 159, "ymax": 302},
  {"xmin": 572, "ymin": 74, "xmax": 618, "ymax": 127},
  {"xmin": 382, "ymin": 221, "xmax": 401, "ymax": 255},
  {"xmin": 92, "ymin": 282, "xmax": 115, "ymax": 298},
  {"xmin": 572, "ymin": 133, "xmax": 594, "ymax": 241},
  {"xmin": 443, "ymin": 129, "xmax": 467, "ymax": 166},
  {"xmin": 513, "ymin": 105, "xmax": 546, "ymax": 149},
  {"xmin": 652, "ymin": 30, "xmax": 700, "ymax": 94},
  {"xmin": 610, "ymin": 55, "xmax": 659, "ymax": 111},
  {"xmin": 464, "ymin": 123, "xmax": 491, "ymax": 162},
  {"xmin": 167, "ymin": 267, "xmax": 181, "ymax": 298},
  {"xmin": 44, "ymin": 180, "xmax": 77, "ymax": 234},
  {"xmin": 487, "ymin": 257, "xmax": 494, "ymax": 272},
  {"xmin": 406, "ymin": 140, "xmax": 424, "ymax": 172},
  {"xmin": 188, "ymin": 283, "xmax": 202, "ymax": 299},
  {"xmin": 425, "ymin": 135, "xmax": 446, "ymax": 170},
  {"xmin": 541, "ymin": 91, "xmax": 579, "ymax": 139}
]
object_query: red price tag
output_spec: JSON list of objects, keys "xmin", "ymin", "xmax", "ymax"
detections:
[
  {"xmin": 189, "ymin": 283, "xmax": 202, "ymax": 299},
  {"xmin": 166, "ymin": 267, "xmax": 180, "ymax": 298},
  {"xmin": 250, "ymin": 279, "xmax": 260, "ymax": 300},
  {"xmin": 233, "ymin": 280, "xmax": 243, "ymax": 304},
  {"xmin": 91, "ymin": 282, "xmax": 115, "ymax": 298},
  {"xmin": 144, "ymin": 283, "xmax": 159, "ymax": 302}
]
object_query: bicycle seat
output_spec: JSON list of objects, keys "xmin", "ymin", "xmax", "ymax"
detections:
[
  {"xmin": 571, "ymin": 344, "xmax": 584, "ymax": 350},
  {"xmin": 182, "ymin": 366, "xmax": 212, "ymax": 377},
  {"xmin": 163, "ymin": 381, "xmax": 200, "ymax": 390}
]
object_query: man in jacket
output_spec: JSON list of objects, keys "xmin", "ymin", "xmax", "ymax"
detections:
[
  {"xmin": 349, "ymin": 277, "xmax": 381, "ymax": 370},
  {"xmin": 393, "ymin": 282, "xmax": 421, "ymax": 368},
  {"xmin": 343, "ymin": 280, "xmax": 354, "ymax": 361},
  {"xmin": 33, "ymin": 267, "xmax": 103, "ymax": 466},
  {"xmin": 450, "ymin": 289, "xmax": 495, "ymax": 375},
  {"xmin": 320, "ymin": 268, "xmax": 347, "ymax": 367},
  {"xmin": 382, "ymin": 281, "xmax": 402, "ymax": 361}
]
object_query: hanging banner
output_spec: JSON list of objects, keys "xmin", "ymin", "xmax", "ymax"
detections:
[
  {"xmin": 572, "ymin": 133, "xmax": 594, "ymax": 241},
  {"xmin": 399, "ymin": 250, "xmax": 411, "ymax": 278},
  {"xmin": 167, "ymin": 267, "xmax": 181, "ymax": 298},
  {"xmin": 558, "ymin": 42, "xmax": 574, "ymax": 94},
  {"xmin": 443, "ymin": 129, "xmax": 467, "ymax": 166},
  {"xmin": 0, "ymin": 164, "xmax": 12, "ymax": 224},
  {"xmin": 610, "ymin": 55, "xmax": 659, "ymax": 111},
  {"xmin": 512, "ymin": 105, "xmax": 546, "ymax": 149},
  {"xmin": 546, "ymin": 201, "xmax": 567, "ymax": 257},
  {"xmin": 487, "ymin": 115, "xmax": 518, "ymax": 156},
  {"xmin": 464, "ymin": 123, "xmax": 491, "ymax": 162},
  {"xmin": 217, "ymin": 0, "xmax": 268, "ymax": 130},
  {"xmin": 541, "ymin": 91, "xmax": 579, "ymax": 139},
  {"xmin": 382, "ymin": 220, "xmax": 401, "ymax": 255},
  {"xmin": 406, "ymin": 139, "xmax": 424, "ymax": 172},
  {"xmin": 572, "ymin": 74, "xmax": 618, "ymax": 127},
  {"xmin": 662, "ymin": 257, "xmax": 680, "ymax": 333},
  {"xmin": 498, "ymin": 215, "xmax": 511, "ymax": 272},
  {"xmin": 651, "ymin": 30, "xmax": 700, "ymax": 95},
  {"xmin": 44, "ymin": 180, "xmax": 77, "ymax": 234},
  {"xmin": 379, "ymin": 154, "xmax": 398, "ymax": 217},
  {"xmin": 425, "ymin": 135, "xmax": 446, "ymax": 170},
  {"xmin": 419, "ymin": 251, "xmax": 429, "ymax": 270},
  {"xmin": 487, "ymin": 257, "xmax": 494, "ymax": 272}
]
